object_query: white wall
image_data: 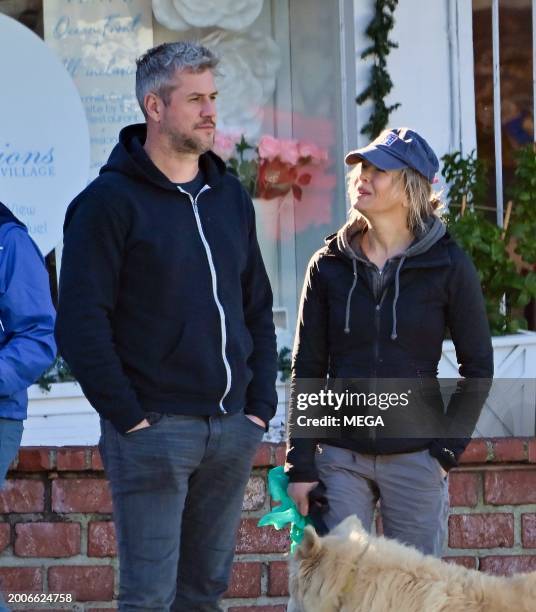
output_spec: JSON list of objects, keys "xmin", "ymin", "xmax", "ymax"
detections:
[{"xmin": 353, "ymin": 0, "xmax": 477, "ymax": 173}]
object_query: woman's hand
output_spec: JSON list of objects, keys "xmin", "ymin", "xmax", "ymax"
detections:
[{"xmin": 288, "ymin": 481, "xmax": 319, "ymax": 516}]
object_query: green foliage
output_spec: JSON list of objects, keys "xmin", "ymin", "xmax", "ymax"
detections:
[
  {"xmin": 356, "ymin": 0, "xmax": 400, "ymax": 139},
  {"xmin": 226, "ymin": 135, "xmax": 258, "ymax": 198},
  {"xmin": 442, "ymin": 151, "xmax": 536, "ymax": 335},
  {"xmin": 441, "ymin": 150, "xmax": 488, "ymax": 208},
  {"xmin": 277, "ymin": 347, "xmax": 292, "ymax": 382},
  {"xmin": 443, "ymin": 209, "xmax": 528, "ymax": 334},
  {"xmin": 37, "ymin": 355, "xmax": 76, "ymax": 391},
  {"xmin": 509, "ymin": 145, "xmax": 536, "ymax": 265}
]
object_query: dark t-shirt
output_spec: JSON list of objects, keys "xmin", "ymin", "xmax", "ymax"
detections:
[{"xmin": 175, "ymin": 170, "xmax": 205, "ymax": 199}]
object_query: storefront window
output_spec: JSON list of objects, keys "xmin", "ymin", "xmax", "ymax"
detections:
[
  {"xmin": 472, "ymin": 0, "xmax": 534, "ymax": 209},
  {"xmin": 1, "ymin": 0, "xmax": 348, "ymax": 350}
]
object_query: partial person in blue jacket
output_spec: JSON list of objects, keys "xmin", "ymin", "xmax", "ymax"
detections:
[{"xmin": 0, "ymin": 201, "xmax": 56, "ymax": 488}]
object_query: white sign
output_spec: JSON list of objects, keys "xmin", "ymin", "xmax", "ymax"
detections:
[
  {"xmin": 44, "ymin": 0, "xmax": 153, "ymax": 180},
  {"xmin": 0, "ymin": 14, "xmax": 90, "ymax": 255}
]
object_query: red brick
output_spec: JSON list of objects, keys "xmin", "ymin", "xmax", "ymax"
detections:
[
  {"xmin": 492, "ymin": 438, "xmax": 527, "ymax": 462},
  {"xmin": 16, "ymin": 448, "xmax": 53, "ymax": 471},
  {"xmin": 484, "ymin": 470, "xmax": 536, "ymax": 505},
  {"xmin": 275, "ymin": 444, "xmax": 286, "ymax": 467},
  {"xmin": 529, "ymin": 439, "xmax": 536, "ymax": 463},
  {"xmin": 48, "ymin": 566, "xmax": 114, "ymax": 601},
  {"xmin": 459, "ymin": 440, "xmax": 490, "ymax": 464},
  {"xmin": 0, "ymin": 567, "xmax": 43, "ymax": 592},
  {"xmin": 91, "ymin": 448, "xmax": 105, "ymax": 471},
  {"xmin": 243, "ymin": 476, "xmax": 266, "ymax": 511},
  {"xmin": 268, "ymin": 560, "xmax": 288, "ymax": 596},
  {"xmin": 449, "ymin": 513, "xmax": 514, "ymax": 549},
  {"xmin": 236, "ymin": 519, "xmax": 289, "ymax": 553},
  {"xmin": 0, "ymin": 523, "xmax": 10, "ymax": 553},
  {"xmin": 480, "ymin": 555, "xmax": 536, "ymax": 576},
  {"xmin": 443, "ymin": 556, "xmax": 477, "ymax": 569},
  {"xmin": 14, "ymin": 523, "xmax": 80, "ymax": 557},
  {"xmin": 52, "ymin": 479, "xmax": 112, "ymax": 513},
  {"xmin": 253, "ymin": 443, "xmax": 273, "ymax": 467},
  {"xmin": 56, "ymin": 448, "xmax": 88, "ymax": 471},
  {"xmin": 522, "ymin": 514, "xmax": 536, "ymax": 548},
  {"xmin": 0, "ymin": 480, "xmax": 45, "ymax": 513},
  {"xmin": 224, "ymin": 562, "xmax": 261, "ymax": 598},
  {"xmin": 228, "ymin": 607, "xmax": 286, "ymax": 612},
  {"xmin": 448, "ymin": 472, "xmax": 479, "ymax": 507},
  {"xmin": 88, "ymin": 521, "xmax": 117, "ymax": 557}
]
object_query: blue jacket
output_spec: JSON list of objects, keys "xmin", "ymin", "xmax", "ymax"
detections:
[{"xmin": 0, "ymin": 203, "xmax": 57, "ymax": 420}]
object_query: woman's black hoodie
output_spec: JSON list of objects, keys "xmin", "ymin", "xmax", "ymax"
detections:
[{"xmin": 286, "ymin": 218, "xmax": 493, "ymax": 480}]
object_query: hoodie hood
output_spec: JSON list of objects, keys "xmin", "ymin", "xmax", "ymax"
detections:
[
  {"xmin": 329, "ymin": 215, "xmax": 447, "ymax": 340},
  {"xmin": 100, "ymin": 123, "xmax": 227, "ymax": 190},
  {"xmin": 334, "ymin": 214, "xmax": 446, "ymax": 263}
]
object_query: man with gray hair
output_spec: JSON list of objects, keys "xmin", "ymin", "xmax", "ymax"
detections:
[{"xmin": 56, "ymin": 42, "xmax": 278, "ymax": 611}]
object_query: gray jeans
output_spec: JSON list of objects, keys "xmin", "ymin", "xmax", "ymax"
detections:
[
  {"xmin": 315, "ymin": 444, "xmax": 449, "ymax": 556},
  {"xmin": 99, "ymin": 411, "xmax": 264, "ymax": 612}
]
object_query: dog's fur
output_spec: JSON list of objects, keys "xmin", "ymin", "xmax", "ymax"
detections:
[{"xmin": 287, "ymin": 516, "xmax": 536, "ymax": 611}]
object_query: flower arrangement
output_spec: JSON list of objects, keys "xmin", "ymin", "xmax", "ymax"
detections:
[{"xmin": 213, "ymin": 132, "xmax": 328, "ymax": 201}]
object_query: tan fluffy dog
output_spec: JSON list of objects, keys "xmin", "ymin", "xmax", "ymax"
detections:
[{"xmin": 287, "ymin": 516, "xmax": 536, "ymax": 611}]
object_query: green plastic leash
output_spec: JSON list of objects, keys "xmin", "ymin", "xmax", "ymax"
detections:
[{"xmin": 257, "ymin": 466, "xmax": 312, "ymax": 553}]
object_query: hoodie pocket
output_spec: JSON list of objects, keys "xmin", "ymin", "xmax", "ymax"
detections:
[{"xmin": 158, "ymin": 325, "xmax": 227, "ymax": 397}]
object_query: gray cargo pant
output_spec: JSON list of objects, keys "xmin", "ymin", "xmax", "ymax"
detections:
[
  {"xmin": 99, "ymin": 411, "xmax": 264, "ymax": 612},
  {"xmin": 315, "ymin": 444, "xmax": 449, "ymax": 556}
]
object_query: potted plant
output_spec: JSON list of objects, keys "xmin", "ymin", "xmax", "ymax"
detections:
[{"xmin": 437, "ymin": 149, "xmax": 536, "ymax": 436}]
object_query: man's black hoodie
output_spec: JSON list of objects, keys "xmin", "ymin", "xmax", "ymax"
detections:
[{"xmin": 56, "ymin": 124, "xmax": 278, "ymax": 433}]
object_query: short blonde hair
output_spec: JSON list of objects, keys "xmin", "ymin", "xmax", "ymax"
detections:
[{"xmin": 346, "ymin": 163, "xmax": 443, "ymax": 234}]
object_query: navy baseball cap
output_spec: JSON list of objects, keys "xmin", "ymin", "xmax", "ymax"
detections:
[{"xmin": 345, "ymin": 128, "xmax": 439, "ymax": 183}]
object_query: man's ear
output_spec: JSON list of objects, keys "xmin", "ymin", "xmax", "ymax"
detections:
[
  {"xmin": 296, "ymin": 525, "xmax": 321, "ymax": 559},
  {"xmin": 144, "ymin": 92, "xmax": 163, "ymax": 122}
]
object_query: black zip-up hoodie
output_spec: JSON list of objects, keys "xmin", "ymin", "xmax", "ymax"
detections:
[
  {"xmin": 286, "ymin": 217, "xmax": 493, "ymax": 480},
  {"xmin": 56, "ymin": 124, "xmax": 278, "ymax": 433}
]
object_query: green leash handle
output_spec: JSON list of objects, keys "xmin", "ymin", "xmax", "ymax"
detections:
[{"xmin": 257, "ymin": 466, "xmax": 312, "ymax": 553}]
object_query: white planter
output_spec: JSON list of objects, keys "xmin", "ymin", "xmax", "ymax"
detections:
[
  {"xmin": 22, "ymin": 332, "xmax": 536, "ymax": 446},
  {"xmin": 438, "ymin": 331, "xmax": 536, "ymax": 438},
  {"xmin": 23, "ymin": 380, "xmax": 289, "ymax": 446},
  {"xmin": 23, "ymin": 382, "xmax": 99, "ymax": 447}
]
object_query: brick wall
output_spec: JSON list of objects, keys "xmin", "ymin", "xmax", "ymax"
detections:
[{"xmin": 1, "ymin": 439, "xmax": 535, "ymax": 610}]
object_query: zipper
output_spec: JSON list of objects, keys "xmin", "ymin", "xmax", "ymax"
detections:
[
  {"xmin": 371, "ymin": 290, "xmax": 390, "ymax": 442},
  {"xmin": 373, "ymin": 289, "xmax": 389, "ymax": 373},
  {"xmin": 176, "ymin": 184, "xmax": 231, "ymax": 414}
]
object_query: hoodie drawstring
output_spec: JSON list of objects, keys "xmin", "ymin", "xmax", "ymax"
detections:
[
  {"xmin": 344, "ymin": 259, "xmax": 358, "ymax": 334},
  {"xmin": 390, "ymin": 256, "xmax": 406, "ymax": 340}
]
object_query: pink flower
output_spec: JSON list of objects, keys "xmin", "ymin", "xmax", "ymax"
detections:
[
  {"xmin": 298, "ymin": 141, "xmax": 328, "ymax": 163},
  {"xmin": 213, "ymin": 131, "xmax": 239, "ymax": 161},
  {"xmin": 258, "ymin": 135, "xmax": 281, "ymax": 161},
  {"xmin": 278, "ymin": 139, "xmax": 299, "ymax": 165}
]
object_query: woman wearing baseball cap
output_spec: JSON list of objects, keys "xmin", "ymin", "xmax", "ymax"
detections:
[{"xmin": 285, "ymin": 128, "xmax": 493, "ymax": 555}]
